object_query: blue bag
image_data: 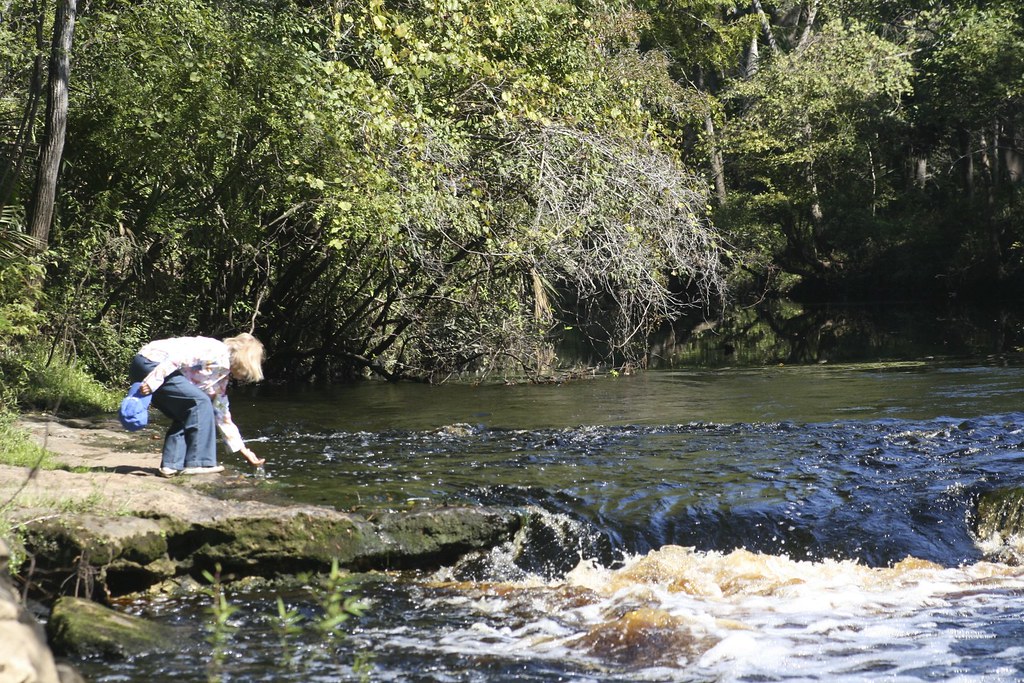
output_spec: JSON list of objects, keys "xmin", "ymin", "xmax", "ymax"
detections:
[{"xmin": 118, "ymin": 382, "xmax": 153, "ymax": 431}]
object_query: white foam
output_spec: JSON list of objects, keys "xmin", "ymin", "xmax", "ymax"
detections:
[{"xmin": 412, "ymin": 546, "xmax": 1024, "ymax": 681}]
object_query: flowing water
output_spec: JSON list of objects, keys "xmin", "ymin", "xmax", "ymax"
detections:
[{"xmin": 76, "ymin": 359, "xmax": 1024, "ymax": 682}]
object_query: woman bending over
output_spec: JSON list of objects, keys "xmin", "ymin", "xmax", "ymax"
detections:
[{"xmin": 128, "ymin": 333, "xmax": 266, "ymax": 476}]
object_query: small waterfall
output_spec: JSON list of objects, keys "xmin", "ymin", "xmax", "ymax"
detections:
[
  {"xmin": 445, "ymin": 506, "xmax": 612, "ymax": 581},
  {"xmin": 973, "ymin": 487, "xmax": 1024, "ymax": 564}
]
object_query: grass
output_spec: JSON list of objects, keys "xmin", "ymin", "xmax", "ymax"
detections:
[
  {"xmin": 0, "ymin": 339, "xmax": 120, "ymax": 469},
  {"xmin": 11, "ymin": 489, "xmax": 109, "ymax": 515},
  {"xmin": 0, "ymin": 344, "xmax": 139, "ymax": 570},
  {"xmin": 0, "ymin": 412, "xmax": 54, "ymax": 573},
  {"xmin": 17, "ymin": 349, "xmax": 120, "ymax": 416},
  {"xmin": 0, "ymin": 415, "xmax": 120, "ymax": 573},
  {"xmin": 0, "ymin": 411, "xmax": 57, "ymax": 469},
  {"xmin": 0, "ymin": 485, "xmax": 113, "ymax": 576},
  {"xmin": 0, "ymin": 343, "xmax": 129, "ymax": 575}
]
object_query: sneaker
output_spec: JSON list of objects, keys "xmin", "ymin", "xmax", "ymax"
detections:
[
  {"xmin": 158, "ymin": 467, "xmax": 180, "ymax": 478},
  {"xmin": 180, "ymin": 465, "xmax": 225, "ymax": 475}
]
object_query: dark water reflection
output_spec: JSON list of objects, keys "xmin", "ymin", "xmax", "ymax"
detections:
[
  {"xmin": 249, "ymin": 361, "xmax": 1024, "ymax": 432},
  {"xmin": 654, "ymin": 300, "xmax": 1024, "ymax": 368},
  {"xmin": 75, "ymin": 349, "xmax": 1024, "ymax": 682}
]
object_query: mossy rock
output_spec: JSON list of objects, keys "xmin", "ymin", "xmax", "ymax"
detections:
[
  {"xmin": 180, "ymin": 506, "xmax": 523, "ymax": 573},
  {"xmin": 24, "ymin": 515, "xmax": 168, "ymax": 566},
  {"xmin": 22, "ymin": 515, "xmax": 174, "ymax": 597},
  {"xmin": 178, "ymin": 508, "xmax": 386, "ymax": 573},
  {"xmin": 976, "ymin": 488, "xmax": 1024, "ymax": 538},
  {"xmin": 375, "ymin": 507, "xmax": 523, "ymax": 568},
  {"xmin": 22, "ymin": 503, "xmax": 526, "ymax": 595},
  {"xmin": 46, "ymin": 596, "xmax": 182, "ymax": 658}
]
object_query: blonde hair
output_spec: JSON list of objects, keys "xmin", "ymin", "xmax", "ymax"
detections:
[{"xmin": 223, "ymin": 333, "xmax": 265, "ymax": 383}]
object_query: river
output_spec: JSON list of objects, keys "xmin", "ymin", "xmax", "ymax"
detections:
[{"xmin": 76, "ymin": 357, "xmax": 1024, "ymax": 682}]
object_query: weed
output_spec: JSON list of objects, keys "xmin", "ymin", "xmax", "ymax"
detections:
[
  {"xmin": 313, "ymin": 558, "xmax": 368, "ymax": 637},
  {"xmin": 18, "ymin": 347, "xmax": 119, "ymax": 416},
  {"xmin": 273, "ymin": 595, "xmax": 304, "ymax": 669},
  {"xmin": 0, "ymin": 412, "xmax": 55, "ymax": 469},
  {"xmin": 201, "ymin": 564, "xmax": 239, "ymax": 681}
]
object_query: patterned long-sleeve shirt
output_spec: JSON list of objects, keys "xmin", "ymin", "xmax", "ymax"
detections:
[{"xmin": 138, "ymin": 336, "xmax": 245, "ymax": 452}]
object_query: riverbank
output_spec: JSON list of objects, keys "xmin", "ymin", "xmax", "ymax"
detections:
[
  {"xmin": 7, "ymin": 414, "xmax": 528, "ymax": 593},
  {"xmin": 1, "ymin": 414, "xmax": 530, "ymax": 680}
]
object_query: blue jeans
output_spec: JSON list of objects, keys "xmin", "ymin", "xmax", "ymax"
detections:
[{"xmin": 129, "ymin": 354, "xmax": 218, "ymax": 469}]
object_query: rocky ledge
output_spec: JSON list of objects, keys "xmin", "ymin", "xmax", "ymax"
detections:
[
  {"xmin": 7, "ymin": 415, "xmax": 526, "ymax": 600},
  {"xmin": 1, "ymin": 415, "xmax": 531, "ymax": 680},
  {"xmin": 16, "ymin": 483, "xmax": 522, "ymax": 599}
]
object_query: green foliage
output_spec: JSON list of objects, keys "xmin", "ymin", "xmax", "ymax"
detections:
[
  {"xmin": 707, "ymin": 1, "xmax": 1024, "ymax": 299},
  {"xmin": 0, "ymin": 508, "xmax": 28, "ymax": 578},
  {"xmin": 200, "ymin": 563, "xmax": 239, "ymax": 679},
  {"xmin": 6, "ymin": 0, "xmax": 1022, "ymax": 379},
  {"xmin": 42, "ymin": 216, "xmax": 150, "ymax": 383},
  {"xmin": 0, "ymin": 208, "xmax": 43, "ymax": 347},
  {"xmin": 37, "ymin": 0, "xmax": 726, "ymax": 381},
  {"xmin": 312, "ymin": 558, "xmax": 368, "ymax": 636},
  {"xmin": 272, "ymin": 595, "xmax": 304, "ymax": 669},
  {"xmin": 0, "ymin": 410, "xmax": 55, "ymax": 575},
  {"xmin": 0, "ymin": 515, "xmax": 23, "ymax": 574},
  {"xmin": 199, "ymin": 561, "xmax": 369, "ymax": 676},
  {"xmin": 728, "ymin": 20, "xmax": 913, "ymax": 163},
  {"xmin": 0, "ymin": 266, "xmax": 42, "ymax": 344},
  {"xmin": 914, "ymin": 2, "xmax": 1024, "ymax": 128},
  {"xmin": 718, "ymin": 15, "xmax": 915, "ymax": 290},
  {"xmin": 635, "ymin": 0, "xmax": 758, "ymax": 76},
  {"xmin": 3, "ymin": 344, "xmax": 120, "ymax": 416},
  {"xmin": 0, "ymin": 0, "xmax": 43, "ymax": 183}
]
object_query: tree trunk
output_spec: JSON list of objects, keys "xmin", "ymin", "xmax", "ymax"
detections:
[
  {"xmin": 797, "ymin": 0, "xmax": 819, "ymax": 52},
  {"xmin": 0, "ymin": 0, "xmax": 47, "ymax": 210},
  {"xmin": 1003, "ymin": 118, "xmax": 1023, "ymax": 185},
  {"xmin": 957, "ymin": 126, "xmax": 974, "ymax": 199},
  {"xmin": 980, "ymin": 123, "xmax": 1004, "ymax": 280},
  {"xmin": 27, "ymin": 0, "xmax": 76, "ymax": 249},
  {"xmin": 913, "ymin": 155, "xmax": 928, "ymax": 188},
  {"xmin": 705, "ymin": 114, "xmax": 727, "ymax": 204},
  {"xmin": 696, "ymin": 68, "xmax": 727, "ymax": 204},
  {"xmin": 804, "ymin": 123, "xmax": 823, "ymax": 242},
  {"xmin": 987, "ymin": 118, "xmax": 999, "ymax": 193},
  {"xmin": 745, "ymin": 35, "xmax": 760, "ymax": 78},
  {"xmin": 752, "ymin": 0, "xmax": 778, "ymax": 55}
]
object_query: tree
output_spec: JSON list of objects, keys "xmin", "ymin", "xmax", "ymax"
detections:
[
  {"xmin": 718, "ymin": 12, "xmax": 913, "ymax": 295},
  {"xmin": 633, "ymin": 0, "xmax": 760, "ymax": 206},
  {"xmin": 27, "ymin": 0, "xmax": 75, "ymax": 248},
  {"xmin": 0, "ymin": 0, "xmax": 47, "ymax": 211},
  {"xmin": 910, "ymin": 1, "xmax": 1024, "ymax": 285},
  {"xmin": 48, "ymin": 0, "xmax": 727, "ymax": 381}
]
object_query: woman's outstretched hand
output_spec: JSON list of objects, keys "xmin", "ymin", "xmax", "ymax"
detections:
[{"xmin": 239, "ymin": 446, "xmax": 265, "ymax": 467}]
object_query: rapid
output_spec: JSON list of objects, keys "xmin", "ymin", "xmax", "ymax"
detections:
[{"xmin": 78, "ymin": 360, "xmax": 1024, "ymax": 681}]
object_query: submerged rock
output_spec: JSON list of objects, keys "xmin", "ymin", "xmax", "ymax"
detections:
[
  {"xmin": 375, "ymin": 506, "xmax": 521, "ymax": 567},
  {"xmin": 46, "ymin": 596, "xmax": 181, "ymax": 658}
]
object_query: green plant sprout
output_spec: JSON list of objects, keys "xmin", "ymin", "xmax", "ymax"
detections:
[{"xmin": 201, "ymin": 564, "xmax": 239, "ymax": 681}]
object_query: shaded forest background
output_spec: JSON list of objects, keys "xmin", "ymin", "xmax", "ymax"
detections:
[{"xmin": 1, "ymin": 0, "xmax": 1022, "ymax": 390}]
